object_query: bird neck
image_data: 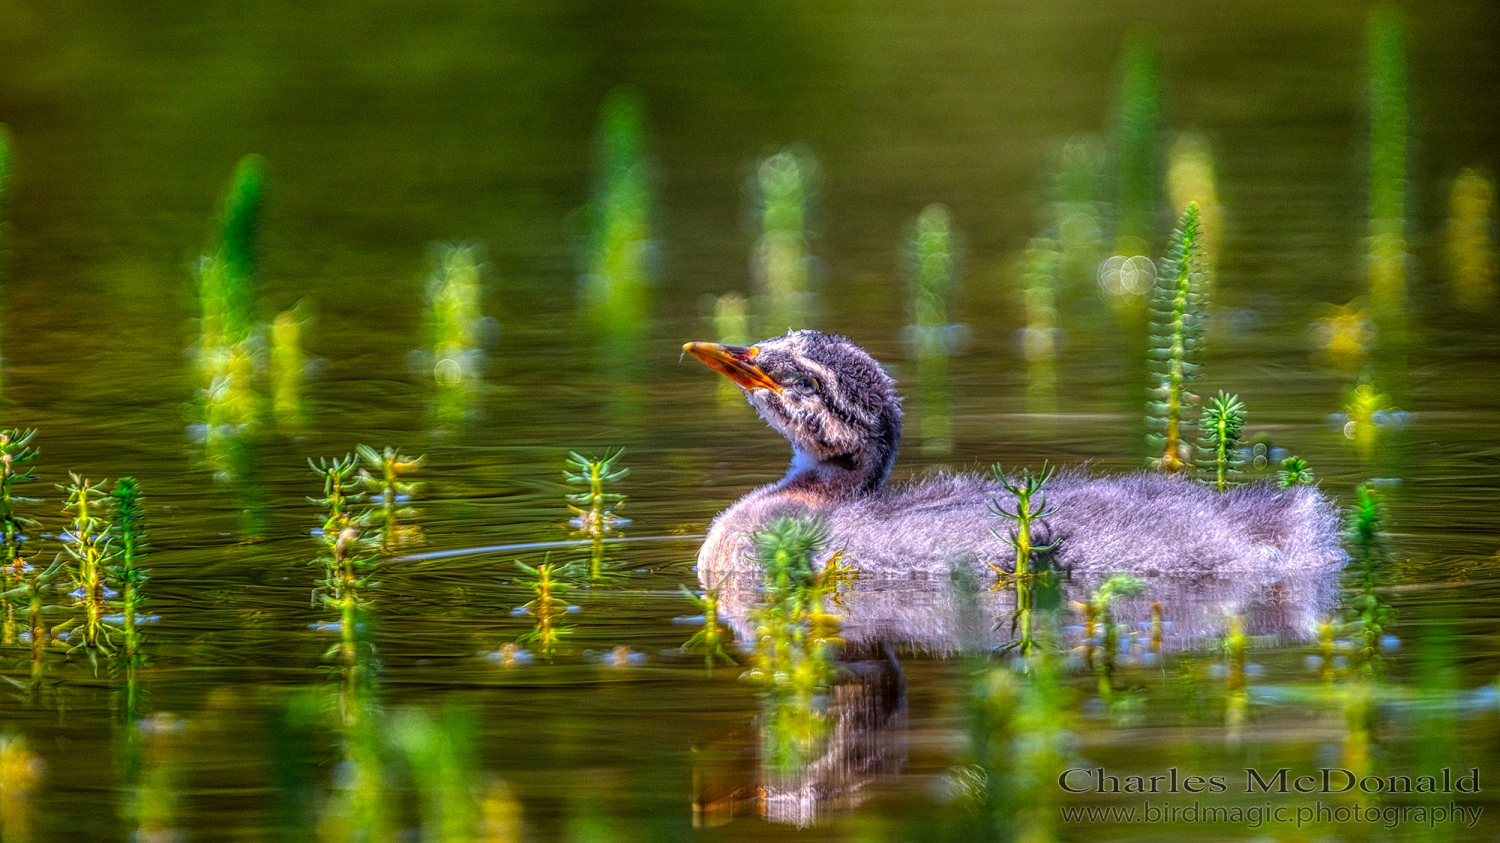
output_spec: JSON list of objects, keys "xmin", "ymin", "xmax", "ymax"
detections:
[{"xmin": 780, "ymin": 445, "xmax": 888, "ymax": 500}]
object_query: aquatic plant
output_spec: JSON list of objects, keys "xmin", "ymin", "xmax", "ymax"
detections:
[
  {"xmin": 1050, "ymin": 135, "xmax": 1106, "ymax": 291},
  {"xmin": 128, "ymin": 714, "xmax": 185, "ymax": 843},
  {"xmin": 752, "ymin": 149, "xmax": 817, "ymax": 333},
  {"xmin": 580, "ymin": 87, "xmax": 652, "ymax": 340},
  {"xmin": 1277, "ymin": 455, "xmax": 1314, "ymax": 488},
  {"xmin": 1342, "ymin": 382, "xmax": 1400, "ymax": 462},
  {"xmin": 1447, "ymin": 167, "xmax": 1495, "ymax": 311},
  {"xmin": 269, "ymin": 308, "xmax": 306, "ymax": 434},
  {"xmin": 907, "ymin": 204, "xmax": 959, "ymax": 355},
  {"xmin": 110, "ymin": 478, "xmax": 149, "ymax": 665},
  {"xmin": 1197, "ymin": 391, "xmax": 1246, "ymax": 491},
  {"xmin": 1111, "ymin": 30, "xmax": 1162, "ymax": 264},
  {"xmin": 391, "ymin": 707, "xmax": 484, "ymax": 843},
  {"xmin": 743, "ymin": 516, "xmax": 840, "ymax": 774},
  {"xmin": 711, "ymin": 293, "xmax": 751, "ymax": 406},
  {"xmin": 424, "ymin": 244, "xmax": 488, "ymax": 428},
  {"xmin": 564, "ymin": 449, "xmax": 628, "ymax": 581},
  {"xmin": 1147, "ymin": 202, "xmax": 1205, "ymax": 472},
  {"xmin": 1309, "ymin": 302, "xmax": 1375, "ymax": 370},
  {"xmin": 0, "ymin": 429, "xmax": 41, "ymax": 643},
  {"xmin": 60, "ymin": 474, "xmax": 117, "ymax": 665},
  {"xmin": 1017, "ymin": 239, "xmax": 1060, "ymax": 414},
  {"xmin": 679, "ymin": 585, "xmax": 735, "ymax": 673},
  {"xmin": 1079, "ymin": 574, "xmax": 1144, "ymax": 703},
  {"xmin": 1167, "ymin": 132, "xmax": 1222, "ymax": 291},
  {"xmin": 0, "ymin": 733, "xmax": 41, "ymax": 842},
  {"xmin": 357, "ymin": 446, "xmax": 423, "ymax": 552},
  {"xmin": 309, "ymin": 456, "xmax": 377, "ymax": 679},
  {"xmin": 987, "ymin": 463, "xmax": 1059, "ymax": 658},
  {"xmin": 1222, "ymin": 613, "xmax": 1249, "ymax": 743},
  {"xmin": 1008, "ymin": 627, "xmax": 1074, "ymax": 843},
  {"xmin": 1366, "ymin": 6, "xmax": 1409, "ymax": 319},
  {"xmin": 1345, "ymin": 483, "xmax": 1394, "ymax": 678},
  {"xmin": 906, "ymin": 204, "xmax": 958, "ymax": 455},
  {"xmin": 195, "ymin": 156, "xmax": 266, "ymax": 475},
  {"xmin": 5, "ymin": 554, "xmax": 65, "ymax": 683},
  {"xmin": 514, "ymin": 560, "xmax": 571, "ymax": 658}
]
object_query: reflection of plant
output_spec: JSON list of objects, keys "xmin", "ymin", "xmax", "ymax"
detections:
[
  {"xmin": 357, "ymin": 446, "xmax": 423, "ymax": 551},
  {"xmin": 987, "ymin": 464, "xmax": 1059, "ymax": 659},
  {"xmin": 515, "ymin": 561, "xmax": 572, "ymax": 658},
  {"xmin": 1197, "ymin": 391, "xmax": 1246, "ymax": 491},
  {"xmin": 1078, "ymin": 574, "xmax": 1143, "ymax": 702},
  {"xmin": 1148, "ymin": 203, "xmax": 1205, "ymax": 472},
  {"xmin": 0, "ymin": 429, "xmax": 41, "ymax": 643},
  {"xmin": 1222, "ymin": 613, "xmax": 1249, "ymax": 740},
  {"xmin": 679, "ymin": 586, "xmax": 734, "ymax": 673}
]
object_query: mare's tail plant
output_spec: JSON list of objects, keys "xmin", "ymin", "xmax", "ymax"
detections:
[
  {"xmin": 743, "ymin": 516, "xmax": 841, "ymax": 774},
  {"xmin": 753, "ymin": 149, "xmax": 817, "ymax": 333},
  {"xmin": 1345, "ymin": 483, "xmax": 1394, "ymax": 677},
  {"xmin": 1448, "ymin": 167, "xmax": 1495, "ymax": 311},
  {"xmin": 514, "ymin": 560, "xmax": 572, "ymax": 658},
  {"xmin": 269, "ymin": 309, "xmax": 306, "ymax": 434},
  {"xmin": 1222, "ymin": 613, "xmax": 1249, "ymax": 744},
  {"xmin": 357, "ymin": 446, "xmax": 423, "ymax": 551},
  {"xmin": 1278, "ymin": 456, "xmax": 1314, "ymax": 488},
  {"xmin": 424, "ymin": 244, "xmax": 489, "ymax": 428},
  {"xmin": 564, "ymin": 449, "xmax": 628, "ymax": 581},
  {"xmin": 1366, "ymin": 6, "xmax": 1409, "ymax": 321},
  {"xmin": 987, "ymin": 463, "xmax": 1060, "ymax": 658},
  {"xmin": 1112, "ymin": 31, "xmax": 1162, "ymax": 265},
  {"xmin": 111, "ymin": 478, "xmax": 150, "ymax": 666},
  {"xmin": 195, "ymin": 156, "xmax": 266, "ymax": 475},
  {"xmin": 679, "ymin": 585, "xmax": 735, "ymax": 674},
  {"xmin": 906, "ymin": 204, "xmax": 958, "ymax": 455},
  {"xmin": 1147, "ymin": 202, "xmax": 1205, "ymax": 472},
  {"xmin": 61, "ymin": 474, "xmax": 117, "ymax": 666},
  {"xmin": 0, "ymin": 429, "xmax": 41, "ymax": 643},
  {"xmin": 580, "ymin": 87, "xmax": 652, "ymax": 341},
  {"xmin": 1080, "ymin": 574, "xmax": 1144, "ymax": 703},
  {"xmin": 310, "ymin": 456, "xmax": 377, "ymax": 692},
  {"xmin": 1197, "ymin": 391, "xmax": 1246, "ymax": 490}
]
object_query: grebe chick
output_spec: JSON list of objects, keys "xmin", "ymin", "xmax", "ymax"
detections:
[{"xmin": 683, "ymin": 330, "xmax": 1346, "ymax": 597}]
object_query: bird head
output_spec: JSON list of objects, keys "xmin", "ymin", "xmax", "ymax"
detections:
[{"xmin": 684, "ymin": 330, "xmax": 903, "ymax": 494}]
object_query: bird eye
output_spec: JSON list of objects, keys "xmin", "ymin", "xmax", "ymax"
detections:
[{"xmin": 793, "ymin": 377, "xmax": 818, "ymax": 393}]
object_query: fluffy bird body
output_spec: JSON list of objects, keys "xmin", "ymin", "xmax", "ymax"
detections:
[{"xmin": 686, "ymin": 330, "xmax": 1345, "ymax": 640}]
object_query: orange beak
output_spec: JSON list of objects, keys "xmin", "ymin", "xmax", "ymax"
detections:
[{"xmin": 683, "ymin": 342, "xmax": 783, "ymax": 392}]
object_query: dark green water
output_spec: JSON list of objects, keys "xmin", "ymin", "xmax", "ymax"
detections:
[{"xmin": 1, "ymin": 1, "xmax": 1498, "ymax": 840}]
